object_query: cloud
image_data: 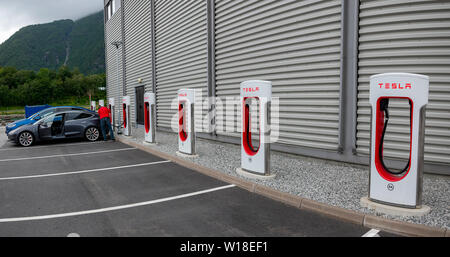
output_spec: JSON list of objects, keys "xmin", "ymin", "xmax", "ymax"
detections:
[{"xmin": 0, "ymin": 0, "xmax": 103, "ymax": 44}]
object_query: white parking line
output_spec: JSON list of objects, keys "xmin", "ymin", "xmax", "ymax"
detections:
[
  {"xmin": 362, "ymin": 229, "xmax": 381, "ymax": 237},
  {"xmin": 0, "ymin": 148, "xmax": 136, "ymax": 162},
  {"xmin": 0, "ymin": 141, "xmax": 109, "ymax": 152},
  {"xmin": 0, "ymin": 184, "xmax": 236, "ymax": 223},
  {"xmin": 0, "ymin": 160, "xmax": 171, "ymax": 181}
]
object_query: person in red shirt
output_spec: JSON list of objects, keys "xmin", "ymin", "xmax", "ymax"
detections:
[{"xmin": 98, "ymin": 103, "xmax": 115, "ymax": 141}]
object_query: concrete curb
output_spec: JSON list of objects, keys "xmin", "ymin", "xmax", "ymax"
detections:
[
  {"xmin": 117, "ymin": 136, "xmax": 448, "ymax": 237},
  {"xmin": 254, "ymin": 184, "xmax": 302, "ymax": 208},
  {"xmin": 300, "ymin": 199, "xmax": 365, "ymax": 226}
]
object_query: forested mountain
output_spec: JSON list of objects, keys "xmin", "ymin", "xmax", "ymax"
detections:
[
  {"xmin": 0, "ymin": 11, "xmax": 105, "ymax": 75},
  {"xmin": 66, "ymin": 11, "xmax": 105, "ymax": 75}
]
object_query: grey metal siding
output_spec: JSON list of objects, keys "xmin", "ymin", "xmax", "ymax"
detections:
[
  {"xmin": 357, "ymin": 0, "xmax": 450, "ymax": 164},
  {"xmin": 154, "ymin": 0, "xmax": 209, "ymax": 131},
  {"xmin": 214, "ymin": 0, "xmax": 342, "ymax": 150},
  {"xmin": 105, "ymin": 8, "xmax": 124, "ymax": 128},
  {"xmin": 123, "ymin": 0, "xmax": 153, "ymax": 127}
]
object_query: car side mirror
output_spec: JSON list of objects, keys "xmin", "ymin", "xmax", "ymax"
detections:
[{"xmin": 34, "ymin": 116, "xmax": 41, "ymax": 121}]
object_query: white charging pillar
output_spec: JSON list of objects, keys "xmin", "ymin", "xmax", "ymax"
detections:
[
  {"xmin": 177, "ymin": 89, "xmax": 196, "ymax": 156},
  {"xmin": 90, "ymin": 101, "xmax": 96, "ymax": 111},
  {"xmin": 368, "ymin": 73, "xmax": 429, "ymax": 208},
  {"xmin": 99, "ymin": 100, "xmax": 105, "ymax": 107},
  {"xmin": 122, "ymin": 96, "xmax": 131, "ymax": 136},
  {"xmin": 144, "ymin": 92, "xmax": 156, "ymax": 144},
  {"xmin": 108, "ymin": 98, "xmax": 115, "ymax": 131},
  {"xmin": 239, "ymin": 80, "xmax": 272, "ymax": 177}
]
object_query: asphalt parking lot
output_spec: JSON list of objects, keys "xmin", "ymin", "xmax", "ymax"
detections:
[{"xmin": 0, "ymin": 139, "xmax": 397, "ymax": 237}]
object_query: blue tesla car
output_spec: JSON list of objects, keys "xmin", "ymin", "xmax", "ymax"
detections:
[{"xmin": 5, "ymin": 106, "xmax": 95, "ymax": 135}]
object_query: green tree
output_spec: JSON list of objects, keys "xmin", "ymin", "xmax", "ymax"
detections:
[
  {"xmin": 65, "ymin": 73, "xmax": 84, "ymax": 99},
  {"xmin": 16, "ymin": 83, "xmax": 32, "ymax": 106},
  {"xmin": 0, "ymin": 85, "xmax": 10, "ymax": 106},
  {"xmin": 57, "ymin": 65, "xmax": 72, "ymax": 82},
  {"xmin": 0, "ymin": 66, "xmax": 18, "ymax": 89},
  {"xmin": 83, "ymin": 74, "xmax": 102, "ymax": 102},
  {"xmin": 0, "ymin": 66, "xmax": 105, "ymax": 107}
]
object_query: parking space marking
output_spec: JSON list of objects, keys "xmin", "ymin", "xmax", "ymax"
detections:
[
  {"xmin": 0, "ymin": 141, "xmax": 108, "ymax": 152},
  {"xmin": 362, "ymin": 229, "xmax": 381, "ymax": 237},
  {"xmin": 0, "ymin": 160, "xmax": 171, "ymax": 181},
  {"xmin": 0, "ymin": 148, "xmax": 136, "ymax": 162},
  {"xmin": 0, "ymin": 184, "xmax": 236, "ymax": 223}
]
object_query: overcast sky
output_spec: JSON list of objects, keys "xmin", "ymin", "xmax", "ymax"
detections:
[{"xmin": 0, "ymin": 0, "xmax": 103, "ymax": 44}]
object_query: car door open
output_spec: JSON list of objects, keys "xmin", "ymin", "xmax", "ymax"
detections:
[{"xmin": 38, "ymin": 113, "xmax": 65, "ymax": 140}]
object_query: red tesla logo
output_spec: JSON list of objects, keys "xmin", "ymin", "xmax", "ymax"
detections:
[
  {"xmin": 378, "ymin": 83, "xmax": 412, "ymax": 90},
  {"xmin": 179, "ymin": 93, "xmax": 187, "ymax": 97},
  {"xmin": 243, "ymin": 87, "xmax": 260, "ymax": 93}
]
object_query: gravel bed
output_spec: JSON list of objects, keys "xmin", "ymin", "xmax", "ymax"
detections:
[{"xmin": 125, "ymin": 127, "xmax": 450, "ymax": 229}]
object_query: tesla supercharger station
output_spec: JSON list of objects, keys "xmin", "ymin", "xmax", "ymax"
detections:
[
  {"xmin": 122, "ymin": 96, "xmax": 131, "ymax": 136},
  {"xmin": 366, "ymin": 73, "xmax": 429, "ymax": 210},
  {"xmin": 144, "ymin": 92, "xmax": 156, "ymax": 144},
  {"xmin": 99, "ymin": 100, "xmax": 105, "ymax": 107},
  {"xmin": 237, "ymin": 80, "xmax": 273, "ymax": 177},
  {"xmin": 177, "ymin": 89, "xmax": 196, "ymax": 156},
  {"xmin": 91, "ymin": 101, "xmax": 96, "ymax": 111},
  {"xmin": 108, "ymin": 98, "xmax": 115, "ymax": 131}
]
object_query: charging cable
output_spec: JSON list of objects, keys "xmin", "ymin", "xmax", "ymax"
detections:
[{"xmin": 378, "ymin": 99, "xmax": 412, "ymax": 175}]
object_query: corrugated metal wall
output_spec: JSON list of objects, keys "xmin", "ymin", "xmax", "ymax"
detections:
[
  {"xmin": 105, "ymin": 7, "xmax": 124, "ymax": 128},
  {"xmin": 357, "ymin": 0, "xmax": 450, "ymax": 164},
  {"xmin": 123, "ymin": 0, "xmax": 153, "ymax": 127},
  {"xmin": 154, "ymin": 0, "xmax": 209, "ymax": 131},
  {"xmin": 214, "ymin": 0, "xmax": 342, "ymax": 150}
]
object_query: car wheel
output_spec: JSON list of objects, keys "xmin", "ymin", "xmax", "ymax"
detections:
[
  {"xmin": 18, "ymin": 131, "xmax": 34, "ymax": 147},
  {"xmin": 85, "ymin": 127, "xmax": 100, "ymax": 142}
]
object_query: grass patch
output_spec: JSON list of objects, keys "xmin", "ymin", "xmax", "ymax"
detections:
[
  {"xmin": 0, "ymin": 99, "xmax": 94, "ymax": 115},
  {"xmin": 0, "ymin": 106, "xmax": 25, "ymax": 115}
]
